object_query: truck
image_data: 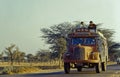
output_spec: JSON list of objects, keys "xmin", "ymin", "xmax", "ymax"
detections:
[{"xmin": 63, "ymin": 27, "xmax": 108, "ymax": 74}]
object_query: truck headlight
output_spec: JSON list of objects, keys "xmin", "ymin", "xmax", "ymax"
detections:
[
  {"xmin": 65, "ymin": 52, "xmax": 71, "ymax": 57},
  {"xmin": 90, "ymin": 52, "xmax": 99, "ymax": 60}
]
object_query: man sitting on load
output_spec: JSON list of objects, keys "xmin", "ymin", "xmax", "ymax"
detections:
[
  {"xmin": 76, "ymin": 21, "xmax": 87, "ymax": 29},
  {"xmin": 80, "ymin": 21, "xmax": 87, "ymax": 28},
  {"xmin": 88, "ymin": 21, "xmax": 96, "ymax": 29}
]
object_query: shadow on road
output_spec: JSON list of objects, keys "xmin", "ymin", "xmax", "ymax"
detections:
[
  {"xmin": 21, "ymin": 71, "xmax": 64, "ymax": 76},
  {"xmin": 107, "ymin": 64, "xmax": 120, "ymax": 70}
]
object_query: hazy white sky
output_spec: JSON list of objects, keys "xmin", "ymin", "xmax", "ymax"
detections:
[{"xmin": 0, "ymin": 0, "xmax": 120, "ymax": 54}]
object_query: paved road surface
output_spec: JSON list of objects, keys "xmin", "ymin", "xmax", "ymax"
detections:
[{"xmin": 1, "ymin": 64, "xmax": 120, "ymax": 77}]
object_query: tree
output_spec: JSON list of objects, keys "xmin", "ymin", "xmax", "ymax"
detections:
[
  {"xmin": 4, "ymin": 44, "xmax": 16, "ymax": 65},
  {"xmin": 98, "ymin": 28, "xmax": 115, "ymax": 47},
  {"xmin": 19, "ymin": 52, "xmax": 25, "ymax": 63},
  {"xmin": 108, "ymin": 43, "xmax": 120, "ymax": 60},
  {"xmin": 41, "ymin": 22, "xmax": 73, "ymax": 44},
  {"xmin": 4, "ymin": 44, "xmax": 25, "ymax": 65},
  {"xmin": 41, "ymin": 22, "xmax": 72, "ymax": 52},
  {"xmin": 0, "ymin": 52, "xmax": 3, "ymax": 62},
  {"xmin": 56, "ymin": 37, "xmax": 66, "ymax": 68},
  {"xmin": 36, "ymin": 49, "xmax": 51, "ymax": 62},
  {"xmin": 41, "ymin": 22, "xmax": 73, "ymax": 66},
  {"xmin": 26, "ymin": 53, "xmax": 34, "ymax": 64},
  {"xmin": 13, "ymin": 49, "xmax": 25, "ymax": 65}
]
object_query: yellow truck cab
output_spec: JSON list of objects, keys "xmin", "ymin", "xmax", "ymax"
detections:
[{"xmin": 63, "ymin": 27, "xmax": 108, "ymax": 74}]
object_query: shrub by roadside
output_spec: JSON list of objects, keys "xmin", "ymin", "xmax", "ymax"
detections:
[
  {"xmin": 1, "ymin": 66, "xmax": 40, "ymax": 75},
  {"xmin": 1, "ymin": 66, "xmax": 13, "ymax": 74}
]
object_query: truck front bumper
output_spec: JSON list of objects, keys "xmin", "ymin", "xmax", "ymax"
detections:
[{"xmin": 64, "ymin": 59, "xmax": 100, "ymax": 63}]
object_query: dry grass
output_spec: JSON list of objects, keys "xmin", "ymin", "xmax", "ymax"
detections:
[
  {"xmin": 0, "ymin": 61, "xmax": 63, "ymax": 75},
  {"xmin": 107, "ymin": 61, "xmax": 117, "ymax": 65},
  {"xmin": 0, "ymin": 61, "xmax": 62, "ymax": 67},
  {"xmin": 1, "ymin": 66, "xmax": 41, "ymax": 74},
  {"xmin": 0, "ymin": 61, "xmax": 115, "ymax": 66}
]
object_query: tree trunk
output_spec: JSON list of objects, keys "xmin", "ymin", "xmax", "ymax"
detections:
[
  {"xmin": 11, "ymin": 58, "xmax": 14, "ymax": 66},
  {"xmin": 10, "ymin": 56, "xmax": 14, "ymax": 66},
  {"xmin": 59, "ymin": 54, "xmax": 62, "ymax": 69}
]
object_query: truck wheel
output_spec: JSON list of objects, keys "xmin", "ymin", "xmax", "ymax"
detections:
[
  {"xmin": 95, "ymin": 62, "xmax": 102, "ymax": 73},
  {"xmin": 102, "ymin": 61, "xmax": 107, "ymax": 71},
  {"xmin": 77, "ymin": 67, "xmax": 82, "ymax": 72},
  {"xmin": 64, "ymin": 63, "xmax": 70, "ymax": 74}
]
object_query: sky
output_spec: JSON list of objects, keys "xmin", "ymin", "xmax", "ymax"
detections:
[{"xmin": 0, "ymin": 0, "xmax": 120, "ymax": 54}]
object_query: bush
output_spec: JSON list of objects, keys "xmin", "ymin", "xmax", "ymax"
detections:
[
  {"xmin": 1, "ymin": 66, "xmax": 40, "ymax": 74},
  {"xmin": 2, "ymin": 66, "xmax": 13, "ymax": 74}
]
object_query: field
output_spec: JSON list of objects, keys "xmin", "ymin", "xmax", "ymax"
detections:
[
  {"xmin": 0, "ymin": 61, "xmax": 63, "ymax": 74},
  {"xmin": 0, "ymin": 61, "xmax": 61, "ymax": 66}
]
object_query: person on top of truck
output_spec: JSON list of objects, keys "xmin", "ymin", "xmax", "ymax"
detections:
[
  {"xmin": 88, "ymin": 21, "xmax": 96, "ymax": 29},
  {"xmin": 76, "ymin": 21, "xmax": 87, "ymax": 28},
  {"xmin": 80, "ymin": 21, "xmax": 88, "ymax": 28}
]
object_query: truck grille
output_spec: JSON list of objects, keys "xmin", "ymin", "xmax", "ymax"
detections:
[{"xmin": 73, "ymin": 47, "xmax": 84, "ymax": 60}]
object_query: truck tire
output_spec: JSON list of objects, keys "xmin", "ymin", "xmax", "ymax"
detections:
[
  {"xmin": 64, "ymin": 63, "xmax": 70, "ymax": 74},
  {"xmin": 77, "ymin": 67, "xmax": 82, "ymax": 72},
  {"xmin": 95, "ymin": 62, "xmax": 102, "ymax": 73},
  {"xmin": 102, "ymin": 61, "xmax": 107, "ymax": 71}
]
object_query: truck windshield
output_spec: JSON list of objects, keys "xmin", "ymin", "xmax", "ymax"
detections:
[{"xmin": 72, "ymin": 38, "xmax": 95, "ymax": 45}]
